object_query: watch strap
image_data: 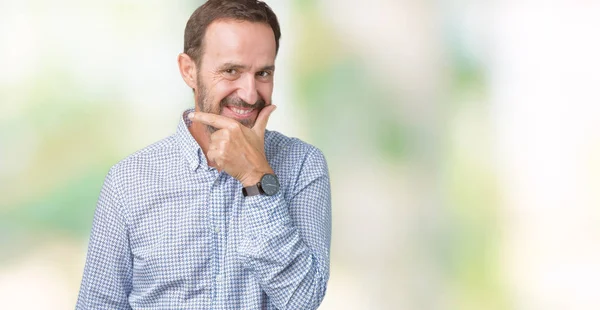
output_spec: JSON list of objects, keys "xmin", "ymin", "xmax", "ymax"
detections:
[{"xmin": 242, "ymin": 183, "xmax": 262, "ymax": 197}]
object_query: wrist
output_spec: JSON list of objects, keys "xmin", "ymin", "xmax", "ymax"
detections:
[{"xmin": 241, "ymin": 167, "xmax": 274, "ymax": 187}]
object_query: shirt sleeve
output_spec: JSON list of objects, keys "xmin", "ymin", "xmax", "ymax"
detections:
[
  {"xmin": 238, "ymin": 147, "xmax": 332, "ymax": 310},
  {"xmin": 76, "ymin": 169, "xmax": 133, "ymax": 310}
]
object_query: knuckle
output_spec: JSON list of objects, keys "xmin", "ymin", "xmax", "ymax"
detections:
[{"xmin": 230, "ymin": 122, "xmax": 241, "ymax": 131}]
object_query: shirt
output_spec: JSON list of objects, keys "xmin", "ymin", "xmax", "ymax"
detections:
[{"xmin": 76, "ymin": 109, "xmax": 331, "ymax": 309}]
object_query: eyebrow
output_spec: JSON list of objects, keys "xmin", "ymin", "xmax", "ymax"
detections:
[
  {"xmin": 259, "ymin": 65, "xmax": 275, "ymax": 72},
  {"xmin": 217, "ymin": 62, "xmax": 275, "ymax": 72},
  {"xmin": 218, "ymin": 62, "xmax": 247, "ymax": 71}
]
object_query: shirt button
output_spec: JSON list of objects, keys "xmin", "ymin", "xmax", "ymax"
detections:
[
  {"xmin": 216, "ymin": 275, "xmax": 222, "ymax": 282},
  {"xmin": 214, "ymin": 227, "xmax": 220, "ymax": 233}
]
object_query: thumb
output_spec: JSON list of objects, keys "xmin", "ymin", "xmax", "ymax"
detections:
[{"xmin": 252, "ymin": 104, "xmax": 277, "ymax": 135}]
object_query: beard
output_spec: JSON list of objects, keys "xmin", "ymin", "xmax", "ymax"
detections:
[{"xmin": 196, "ymin": 80, "xmax": 266, "ymax": 133}]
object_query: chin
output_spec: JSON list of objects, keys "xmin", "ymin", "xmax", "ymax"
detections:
[{"xmin": 237, "ymin": 118, "xmax": 255, "ymax": 128}]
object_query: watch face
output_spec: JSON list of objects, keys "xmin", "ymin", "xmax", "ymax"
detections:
[{"xmin": 260, "ymin": 174, "xmax": 280, "ymax": 196}]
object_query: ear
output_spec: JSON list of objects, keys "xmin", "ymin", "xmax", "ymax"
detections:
[{"xmin": 177, "ymin": 53, "xmax": 198, "ymax": 90}]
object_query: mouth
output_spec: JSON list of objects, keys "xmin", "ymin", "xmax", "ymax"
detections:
[{"xmin": 222, "ymin": 106, "xmax": 257, "ymax": 120}]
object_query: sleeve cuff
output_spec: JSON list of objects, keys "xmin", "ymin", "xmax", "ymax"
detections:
[{"xmin": 242, "ymin": 191, "xmax": 291, "ymax": 238}]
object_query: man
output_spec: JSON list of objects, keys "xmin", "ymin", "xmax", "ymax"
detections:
[{"xmin": 75, "ymin": 0, "xmax": 331, "ymax": 309}]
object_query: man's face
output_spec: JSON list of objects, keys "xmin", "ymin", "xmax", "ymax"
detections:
[{"xmin": 195, "ymin": 19, "xmax": 276, "ymax": 132}]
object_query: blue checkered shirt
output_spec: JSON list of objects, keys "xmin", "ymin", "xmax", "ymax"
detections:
[{"xmin": 76, "ymin": 109, "xmax": 331, "ymax": 309}]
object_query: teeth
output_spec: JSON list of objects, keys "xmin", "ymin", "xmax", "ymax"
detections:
[{"xmin": 231, "ymin": 107, "xmax": 252, "ymax": 115}]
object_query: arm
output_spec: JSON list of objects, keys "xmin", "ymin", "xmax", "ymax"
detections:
[
  {"xmin": 238, "ymin": 147, "xmax": 332, "ymax": 310},
  {"xmin": 187, "ymin": 108, "xmax": 331, "ymax": 308},
  {"xmin": 76, "ymin": 169, "xmax": 133, "ymax": 310}
]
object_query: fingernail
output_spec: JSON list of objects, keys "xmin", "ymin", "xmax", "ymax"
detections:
[{"xmin": 188, "ymin": 112, "xmax": 195, "ymax": 119}]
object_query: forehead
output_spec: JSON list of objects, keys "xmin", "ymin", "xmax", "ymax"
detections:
[{"xmin": 202, "ymin": 19, "xmax": 277, "ymax": 67}]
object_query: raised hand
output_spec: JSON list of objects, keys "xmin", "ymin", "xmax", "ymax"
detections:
[{"xmin": 188, "ymin": 105, "xmax": 277, "ymax": 187}]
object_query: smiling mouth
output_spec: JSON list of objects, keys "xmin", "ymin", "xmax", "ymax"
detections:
[
  {"xmin": 230, "ymin": 107, "xmax": 254, "ymax": 115},
  {"xmin": 223, "ymin": 106, "xmax": 257, "ymax": 120}
]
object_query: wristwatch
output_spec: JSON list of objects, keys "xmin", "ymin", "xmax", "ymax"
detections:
[{"xmin": 242, "ymin": 173, "xmax": 280, "ymax": 197}]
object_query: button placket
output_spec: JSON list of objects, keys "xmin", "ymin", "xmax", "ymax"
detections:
[{"xmin": 208, "ymin": 172, "xmax": 226, "ymax": 292}]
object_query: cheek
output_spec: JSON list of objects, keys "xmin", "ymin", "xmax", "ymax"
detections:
[
  {"xmin": 208, "ymin": 80, "xmax": 238, "ymax": 103},
  {"xmin": 257, "ymin": 83, "xmax": 274, "ymax": 103}
]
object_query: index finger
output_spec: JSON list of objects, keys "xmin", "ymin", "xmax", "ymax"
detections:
[{"xmin": 188, "ymin": 111, "xmax": 238, "ymax": 130}]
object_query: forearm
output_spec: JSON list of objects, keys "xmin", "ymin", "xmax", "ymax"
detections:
[{"xmin": 238, "ymin": 191, "xmax": 330, "ymax": 310}]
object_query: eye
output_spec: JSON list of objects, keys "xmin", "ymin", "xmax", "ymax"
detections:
[
  {"xmin": 256, "ymin": 71, "xmax": 273, "ymax": 79},
  {"xmin": 221, "ymin": 68, "xmax": 241, "ymax": 80}
]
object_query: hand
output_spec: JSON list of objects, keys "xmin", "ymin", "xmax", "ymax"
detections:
[{"xmin": 188, "ymin": 105, "xmax": 277, "ymax": 187}]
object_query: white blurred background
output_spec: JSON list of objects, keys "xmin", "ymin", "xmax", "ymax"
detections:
[{"xmin": 1, "ymin": 0, "xmax": 599, "ymax": 309}]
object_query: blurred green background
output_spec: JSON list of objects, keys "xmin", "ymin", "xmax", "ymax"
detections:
[{"xmin": 1, "ymin": 1, "xmax": 599, "ymax": 309}]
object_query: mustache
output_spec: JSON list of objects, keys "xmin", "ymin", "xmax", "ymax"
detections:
[{"xmin": 220, "ymin": 95, "xmax": 266, "ymax": 111}]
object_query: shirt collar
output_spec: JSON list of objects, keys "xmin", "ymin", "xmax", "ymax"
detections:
[{"xmin": 176, "ymin": 108, "xmax": 209, "ymax": 172}]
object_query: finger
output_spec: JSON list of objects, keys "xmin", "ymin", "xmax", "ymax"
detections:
[
  {"xmin": 210, "ymin": 128, "xmax": 229, "ymax": 141},
  {"xmin": 252, "ymin": 105, "xmax": 277, "ymax": 135},
  {"xmin": 188, "ymin": 111, "xmax": 239, "ymax": 130},
  {"xmin": 208, "ymin": 138, "xmax": 227, "ymax": 151},
  {"xmin": 206, "ymin": 148, "xmax": 217, "ymax": 162},
  {"xmin": 217, "ymin": 138, "xmax": 229, "ymax": 151},
  {"xmin": 206, "ymin": 149, "xmax": 221, "ymax": 170}
]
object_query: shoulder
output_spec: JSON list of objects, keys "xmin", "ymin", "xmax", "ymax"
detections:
[
  {"xmin": 264, "ymin": 130, "xmax": 329, "ymax": 181},
  {"xmin": 107, "ymin": 135, "xmax": 179, "ymax": 185},
  {"xmin": 265, "ymin": 131, "xmax": 330, "ymax": 201},
  {"xmin": 264, "ymin": 130, "xmax": 325, "ymax": 163}
]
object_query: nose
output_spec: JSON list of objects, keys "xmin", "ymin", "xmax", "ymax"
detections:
[{"xmin": 236, "ymin": 74, "xmax": 259, "ymax": 105}]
